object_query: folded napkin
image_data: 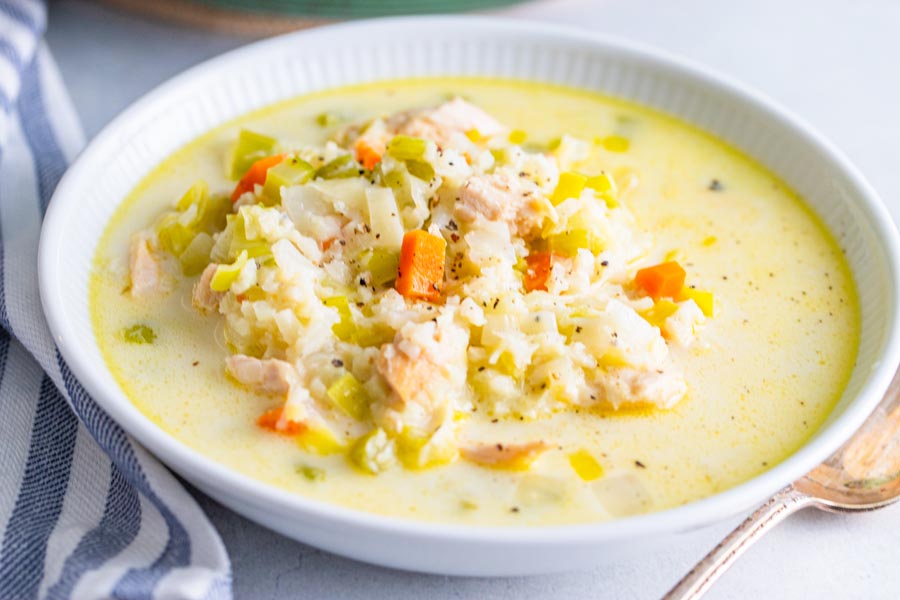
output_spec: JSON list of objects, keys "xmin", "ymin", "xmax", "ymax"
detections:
[{"xmin": 0, "ymin": 2, "xmax": 231, "ymax": 598}]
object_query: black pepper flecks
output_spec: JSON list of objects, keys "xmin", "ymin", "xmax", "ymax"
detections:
[{"xmin": 708, "ymin": 179, "xmax": 724, "ymax": 191}]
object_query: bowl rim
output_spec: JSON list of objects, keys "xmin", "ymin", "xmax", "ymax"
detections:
[{"xmin": 38, "ymin": 15, "xmax": 900, "ymax": 546}]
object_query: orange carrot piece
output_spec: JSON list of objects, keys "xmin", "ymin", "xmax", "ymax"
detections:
[
  {"xmin": 256, "ymin": 407, "xmax": 305, "ymax": 435},
  {"xmin": 634, "ymin": 261, "xmax": 686, "ymax": 299},
  {"xmin": 355, "ymin": 139, "xmax": 383, "ymax": 170},
  {"xmin": 523, "ymin": 252, "xmax": 557, "ymax": 292},
  {"xmin": 231, "ymin": 153, "xmax": 285, "ymax": 202},
  {"xmin": 395, "ymin": 230, "xmax": 446, "ymax": 303}
]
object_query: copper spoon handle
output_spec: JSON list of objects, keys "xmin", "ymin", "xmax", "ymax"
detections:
[{"xmin": 662, "ymin": 486, "xmax": 816, "ymax": 600}]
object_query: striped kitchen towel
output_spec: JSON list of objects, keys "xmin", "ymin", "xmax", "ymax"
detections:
[{"xmin": 0, "ymin": 1, "xmax": 232, "ymax": 598}]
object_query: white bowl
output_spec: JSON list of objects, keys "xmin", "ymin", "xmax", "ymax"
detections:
[{"xmin": 39, "ymin": 17, "xmax": 900, "ymax": 576}]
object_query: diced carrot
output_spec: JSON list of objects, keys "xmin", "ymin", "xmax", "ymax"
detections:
[
  {"xmin": 354, "ymin": 139, "xmax": 383, "ymax": 170},
  {"xmin": 256, "ymin": 407, "xmax": 306, "ymax": 435},
  {"xmin": 322, "ymin": 237, "xmax": 337, "ymax": 251},
  {"xmin": 634, "ymin": 261, "xmax": 686, "ymax": 299},
  {"xmin": 395, "ymin": 230, "xmax": 446, "ymax": 303},
  {"xmin": 523, "ymin": 252, "xmax": 557, "ymax": 292},
  {"xmin": 231, "ymin": 153, "xmax": 285, "ymax": 202}
]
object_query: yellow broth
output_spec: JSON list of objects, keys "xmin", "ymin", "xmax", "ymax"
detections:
[{"xmin": 90, "ymin": 78, "xmax": 859, "ymax": 525}]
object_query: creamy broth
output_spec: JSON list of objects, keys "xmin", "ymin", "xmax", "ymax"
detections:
[{"xmin": 91, "ymin": 79, "xmax": 859, "ymax": 525}]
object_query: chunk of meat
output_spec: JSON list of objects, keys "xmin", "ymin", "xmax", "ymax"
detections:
[
  {"xmin": 455, "ymin": 172, "xmax": 548, "ymax": 238},
  {"xmin": 225, "ymin": 355, "xmax": 298, "ymax": 395},
  {"xmin": 128, "ymin": 232, "xmax": 168, "ymax": 297},
  {"xmin": 390, "ymin": 98, "xmax": 507, "ymax": 150},
  {"xmin": 375, "ymin": 317, "xmax": 468, "ymax": 433},
  {"xmin": 192, "ymin": 263, "xmax": 223, "ymax": 314},
  {"xmin": 594, "ymin": 367, "xmax": 687, "ymax": 410},
  {"xmin": 461, "ymin": 441, "xmax": 551, "ymax": 471}
]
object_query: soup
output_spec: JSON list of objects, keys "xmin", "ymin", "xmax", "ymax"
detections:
[{"xmin": 90, "ymin": 78, "xmax": 859, "ymax": 526}]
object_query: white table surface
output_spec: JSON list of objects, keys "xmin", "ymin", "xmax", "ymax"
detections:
[{"xmin": 46, "ymin": 0, "xmax": 900, "ymax": 597}]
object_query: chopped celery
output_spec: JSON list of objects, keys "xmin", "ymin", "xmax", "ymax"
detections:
[
  {"xmin": 586, "ymin": 173, "xmax": 619, "ymax": 209},
  {"xmin": 354, "ymin": 324, "xmax": 395, "ymax": 348},
  {"xmin": 323, "ymin": 296, "xmax": 356, "ymax": 341},
  {"xmin": 382, "ymin": 169, "xmax": 405, "ymax": 190},
  {"xmin": 155, "ymin": 213, "xmax": 193, "ymax": 257},
  {"xmin": 348, "ymin": 428, "xmax": 395, "ymax": 475},
  {"xmin": 200, "ymin": 194, "xmax": 231, "ymax": 233},
  {"xmin": 640, "ymin": 299, "xmax": 679, "ymax": 329},
  {"xmin": 395, "ymin": 427, "xmax": 455, "ymax": 470},
  {"xmin": 489, "ymin": 148, "xmax": 507, "ymax": 165},
  {"xmin": 550, "ymin": 172, "xmax": 587, "ymax": 205},
  {"xmin": 548, "ymin": 229, "xmax": 600, "ymax": 256},
  {"xmin": 601, "ymin": 135, "xmax": 630, "ymax": 153},
  {"xmin": 122, "ymin": 324, "xmax": 156, "ymax": 344},
  {"xmin": 315, "ymin": 154, "xmax": 361, "ymax": 179},
  {"xmin": 406, "ymin": 159, "xmax": 434, "ymax": 182},
  {"xmin": 365, "ymin": 248, "xmax": 400, "ymax": 285},
  {"xmin": 315, "ymin": 112, "xmax": 340, "ymax": 127},
  {"xmin": 262, "ymin": 156, "xmax": 314, "ymax": 204},
  {"xmin": 225, "ymin": 212, "xmax": 273, "ymax": 262},
  {"xmin": 158, "ymin": 181, "xmax": 229, "ymax": 258},
  {"xmin": 585, "ymin": 172, "xmax": 617, "ymax": 195},
  {"xmin": 176, "ymin": 180, "xmax": 209, "ymax": 211},
  {"xmin": 296, "ymin": 426, "xmax": 344, "ymax": 455},
  {"xmin": 508, "ymin": 129, "xmax": 527, "ymax": 144},
  {"xmin": 382, "ymin": 169, "xmax": 415, "ymax": 213},
  {"xmin": 386, "ymin": 135, "xmax": 428, "ymax": 161},
  {"xmin": 465, "ymin": 128, "xmax": 482, "ymax": 142},
  {"xmin": 297, "ymin": 464, "xmax": 325, "ymax": 482},
  {"xmin": 228, "ymin": 129, "xmax": 277, "ymax": 180},
  {"xmin": 568, "ymin": 449, "xmax": 604, "ymax": 481},
  {"xmin": 326, "ymin": 373, "xmax": 371, "ymax": 420},
  {"xmin": 210, "ymin": 250, "xmax": 248, "ymax": 292},
  {"xmin": 680, "ymin": 288, "xmax": 715, "ymax": 317},
  {"xmin": 178, "ymin": 232, "xmax": 214, "ymax": 276}
]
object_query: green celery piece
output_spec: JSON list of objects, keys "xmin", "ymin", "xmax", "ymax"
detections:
[
  {"xmin": 229, "ymin": 129, "xmax": 277, "ymax": 180},
  {"xmin": 178, "ymin": 232, "xmax": 214, "ymax": 276},
  {"xmin": 123, "ymin": 324, "xmax": 156, "ymax": 344},
  {"xmin": 315, "ymin": 154, "xmax": 361, "ymax": 179},
  {"xmin": 326, "ymin": 372, "xmax": 371, "ymax": 420},
  {"xmin": 365, "ymin": 248, "xmax": 399, "ymax": 286},
  {"xmin": 347, "ymin": 428, "xmax": 391, "ymax": 475},
  {"xmin": 228, "ymin": 211, "xmax": 272, "ymax": 262},
  {"xmin": 197, "ymin": 193, "xmax": 231, "ymax": 234},
  {"xmin": 382, "ymin": 169, "xmax": 415, "ymax": 211},
  {"xmin": 296, "ymin": 464, "xmax": 326, "ymax": 482},
  {"xmin": 315, "ymin": 112, "xmax": 340, "ymax": 127},
  {"xmin": 406, "ymin": 159, "xmax": 434, "ymax": 182},
  {"xmin": 323, "ymin": 296, "xmax": 356, "ymax": 341},
  {"xmin": 158, "ymin": 181, "xmax": 229, "ymax": 258},
  {"xmin": 176, "ymin": 180, "xmax": 229, "ymax": 233},
  {"xmin": 176, "ymin": 180, "xmax": 209, "ymax": 211},
  {"xmin": 262, "ymin": 157, "xmax": 314, "ymax": 204},
  {"xmin": 387, "ymin": 135, "xmax": 428, "ymax": 161},
  {"xmin": 354, "ymin": 324, "xmax": 395, "ymax": 348},
  {"xmin": 156, "ymin": 213, "xmax": 193, "ymax": 257},
  {"xmin": 210, "ymin": 250, "xmax": 248, "ymax": 292},
  {"xmin": 548, "ymin": 229, "xmax": 595, "ymax": 256}
]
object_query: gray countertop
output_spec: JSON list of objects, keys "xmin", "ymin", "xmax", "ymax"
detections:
[{"xmin": 47, "ymin": 0, "xmax": 900, "ymax": 597}]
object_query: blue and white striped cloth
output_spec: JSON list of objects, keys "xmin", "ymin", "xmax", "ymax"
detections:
[{"xmin": 0, "ymin": 2, "xmax": 232, "ymax": 598}]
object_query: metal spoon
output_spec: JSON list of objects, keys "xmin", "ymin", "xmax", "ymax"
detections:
[{"xmin": 664, "ymin": 368, "xmax": 900, "ymax": 599}]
